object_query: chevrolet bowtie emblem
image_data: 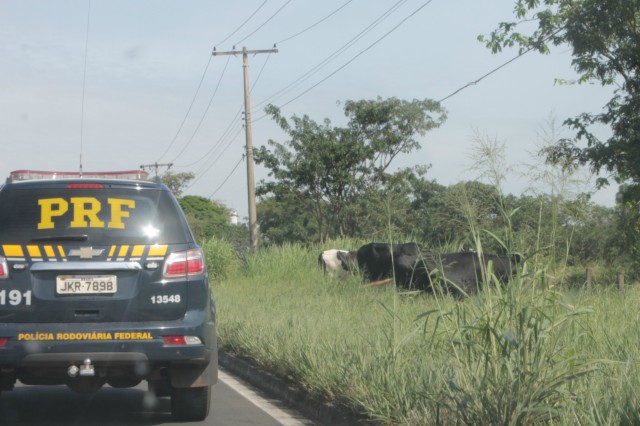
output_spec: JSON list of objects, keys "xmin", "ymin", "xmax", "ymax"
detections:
[{"xmin": 69, "ymin": 247, "xmax": 104, "ymax": 259}]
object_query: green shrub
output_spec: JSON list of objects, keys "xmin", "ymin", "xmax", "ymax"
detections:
[{"xmin": 201, "ymin": 237, "xmax": 239, "ymax": 282}]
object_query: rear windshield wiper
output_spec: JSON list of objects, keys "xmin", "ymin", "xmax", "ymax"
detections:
[{"xmin": 30, "ymin": 234, "xmax": 89, "ymax": 242}]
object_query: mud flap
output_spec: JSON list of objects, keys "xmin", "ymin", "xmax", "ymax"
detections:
[
  {"xmin": 169, "ymin": 362, "xmax": 216, "ymax": 388},
  {"xmin": 169, "ymin": 344, "xmax": 218, "ymax": 388}
]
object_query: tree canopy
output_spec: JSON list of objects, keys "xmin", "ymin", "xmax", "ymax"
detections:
[
  {"xmin": 162, "ymin": 171, "xmax": 195, "ymax": 198},
  {"xmin": 481, "ymin": 0, "xmax": 640, "ymax": 200},
  {"xmin": 254, "ymin": 97, "xmax": 446, "ymax": 242},
  {"xmin": 179, "ymin": 195, "xmax": 229, "ymax": 242}
]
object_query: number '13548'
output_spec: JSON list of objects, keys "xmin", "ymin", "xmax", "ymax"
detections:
[{"xmin": 0, "ymin": 290, "xmax": 32, "ymax": 306}]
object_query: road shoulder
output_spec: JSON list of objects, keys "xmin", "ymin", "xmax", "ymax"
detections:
[{"xmin": 218, "ymin": 351, "xmax": 372, "ymax": 426}]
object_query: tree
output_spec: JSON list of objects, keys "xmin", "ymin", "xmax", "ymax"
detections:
[
  {"xmin": 254, "ymin": 97, "xmax": 446, "ymax": 242},
  {"xmin": 179, "ymin": 195, "xmax": 229, "ymax": 243},
  {"xmin": 162, "ymin": 171, "xmax": 195, "ymax": 198},
  {"xmin": 345, "ymin": 165, "xmax": 441, "ymax": 242},
  {"xmin": 481, "ymin": 1, "xmax": 640, "ymax": 200},
  {"xmin": 400, "ymin": 170, "xmax": 451, "ymax": 244},
  {"xmin": 256, "ymin": 194, "xmax": 317, "ymax": 245}
]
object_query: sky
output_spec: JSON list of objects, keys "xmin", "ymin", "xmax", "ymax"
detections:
[{"xmin": 0, "ymin": 0, "xmax": 617, "ymax": 220}]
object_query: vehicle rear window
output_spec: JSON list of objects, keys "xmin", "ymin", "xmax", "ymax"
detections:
[{"xmin": 0, "ymin": 186, "xmax": 190, "ymax": 245}]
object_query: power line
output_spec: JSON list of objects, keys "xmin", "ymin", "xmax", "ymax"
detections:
[
  {"xmin": 190, "ymin": 124, "xmax": 244, "ymax": 186},
  {"xmin": 215, "ymin": 0, "xmax": 269, "ymax": 49},
  {"xmin": 275, "ymin": 0, "xmax": 355, "ymax": 45},
  {"xmin": 234, "ymin": 0, "xmax": 293, "ymax": 46},
  {"xmin": 169, "ymin": 56, "xmax": 232, "ymax": 164},
  {"xmin": 185, "ymin": 125, "xmax": 243, "ymax": 193},
  {"xmin": 160, "ymin": 0, "xmax": 406, "ymax": 166},
  {"xmin": 189, "ymin": 111, "xmax": 244, "ymax": 171},
  {"xmin": 259, "ymin": 0, "xmax": 436, "ymax": 114},
  {"xmin": 437, "ymin": 57, "xmax": 522, "ymax": 103},
  {"xmin": 208, "ymin": 155, "xmax": 245, "ymax": 198},
  {"xmin": 156, "ymin": 1, "xmax": 272, "ymax": 163},
  {"xmin": 179, "ymin": 0, "xmax": 518, "ymax": 183},
  {"xmin": 251, "ymin": 0, "xmax": 409, "ymax": 116},
  {"xmin": 155, "ymin": 56, "xmax": 213, "ymax": 162},
  {"xmin": 178, "ymin": 52, "xmax": 274, "ymax": 172},
  {"xmin": 437, "ymin": 28, "xmax": 564, "ymax": 103}
]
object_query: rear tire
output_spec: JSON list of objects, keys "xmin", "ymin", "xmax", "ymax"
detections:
[
  {"xmin": 171, "ymin": 385, "xmax": 211, "ymax": 421},
  {"xmin": 107, "ymin": 378, "xmax": 141, "ymax": 388},
  {"xmin": 148, "ymin": 378, "xmax": 172, "ymax": 397}
]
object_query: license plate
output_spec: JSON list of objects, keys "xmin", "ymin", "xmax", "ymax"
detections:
[{"xmin": 56, "ymin": 275, "xmax": 117, "ymax": 295}]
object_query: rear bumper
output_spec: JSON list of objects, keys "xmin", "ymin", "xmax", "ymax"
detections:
[
  {"xmin": 0, "ymin": 314, "xmax": 218, "ymax": 388},
  {"xmin": 0, "ymin": 312, "xmax": 217, "ymax": 367}
]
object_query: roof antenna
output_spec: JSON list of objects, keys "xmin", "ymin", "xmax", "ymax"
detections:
[{"xmin": 79, "ymin": 0, "xmax": 91, "ymax": 179}]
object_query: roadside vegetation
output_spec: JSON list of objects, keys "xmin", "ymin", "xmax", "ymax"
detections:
[
  {"xmin": 181, "ymin": 99, "xmax": 640, "ymax": 424},
  {"xmin": 205, "ymin": 240, "xmax": 640, "ymax": 425},
  {"xmin": 184, "ymin": 109, "xmax": 640, "ymax": 424},
  {"xmin": 169, "ymin": 4, "xmax": 640, "ymax": 422},
  {"xmin": 194, "ymin": 127, "xmax": 640, "ymax": 423}
]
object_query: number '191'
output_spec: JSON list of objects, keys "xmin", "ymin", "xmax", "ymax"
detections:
[{"xmin": 0, "ymin": 290, "xmax": 32, "ymax": 306}]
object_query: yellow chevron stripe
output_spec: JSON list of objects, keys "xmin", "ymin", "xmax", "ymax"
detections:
[
  {"xmin": 2, "ymin": 244, "xmax": 169, "ymax": 259},
  {"xmin": 131, "ymin": 245, "xmax": 145, "ymax": 257},
  {"xmin": 118, "ymin": 245, "xmax": 129, "ymax": 257},
  {"xmin": 44, "ymin": 245, "xmax": 56, "ymax": 258},
  {"xmin": 3, "ymin": 245, "xmax": 24, "ymax": 257},
  {"xmin": 27, "ymin": 245, "xmax": 42, "ymax": 258},
  {"xmin": 148, "ymin": 244, "xmax": 168, "ymax": 257}
]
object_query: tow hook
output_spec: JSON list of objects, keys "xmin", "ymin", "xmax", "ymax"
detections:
[{"xmin": 67, "ymin": 358, "xmax": 95, "ymax": 378}]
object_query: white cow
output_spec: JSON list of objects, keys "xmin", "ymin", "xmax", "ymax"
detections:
[{"xmin": 318, "ymin": 249, "xmax": 357, "ymax": 277}]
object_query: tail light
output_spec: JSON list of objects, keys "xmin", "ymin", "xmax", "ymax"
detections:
[
  {"xmin": 163, "ymin": 336, "xmax": 202, "ymax": 345},
  {"xmin": 0, "ymin": 256, "xmax": 8, "ymax": 280},
  {"xmin": 162, "ymin": 249, "xmax": 205, "ymax": 279},
  {"xmin": 0, "ymin": 337, "xmax": 7, "ymax": 348}
]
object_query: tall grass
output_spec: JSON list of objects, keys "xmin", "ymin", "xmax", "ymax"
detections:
[
  {"xmin": 429, "ymin": 278, "xmax": 597, "ymax": 424},
  {"xmin": 209, "ymin": 133, "xmax": 638, "ymax": 423},
  {"xmin": 201, "ymin": 237, "xmax": 239, "ymax": 281},
  {"xmin": 210, "ymin": 241, "xmax": 640, "ymax": 425}
]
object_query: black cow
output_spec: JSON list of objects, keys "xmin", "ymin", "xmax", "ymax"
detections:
[
  {"xmin": 357, "ymin": 242, "xmax": 520, "ymax": 295},
  {"xmin": 356, "ymin": 242, "xmax": 423, "ymax": 287},
  {"xmin": 414, "ymin": 252, "xmax": 521, "ymax": 295}
]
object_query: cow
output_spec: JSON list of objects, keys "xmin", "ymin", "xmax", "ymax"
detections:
[
  {"xmin": 356, "ymin": 242, "xmax": 423, "ymax": 287},
  {"xmin": 356, "ymin": 242, "xmax": 520, "ymax": 296},
  {"xmin": 318, "ymin": 249, "xmax": 357, "ymax": 277},
  {"xmin": 413, "ymin": 251, "xmax": 521, "ymax": 295}
]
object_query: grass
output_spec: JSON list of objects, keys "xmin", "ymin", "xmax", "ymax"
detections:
[{"xmin": 208, "ymin": 243, "xmax": 640, "ymax": 425}]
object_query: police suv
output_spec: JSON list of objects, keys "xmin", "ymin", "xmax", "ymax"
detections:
[{"xmin": 0, "ymin": 170, "xmax": 217, "ymax": 421}]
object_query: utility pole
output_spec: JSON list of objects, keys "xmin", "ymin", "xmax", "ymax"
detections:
[
  {"xmin": 213, "ymin": 46, "xmax": 278, "ymax": 250},
  {"xmin": 140, "ymin": 162, "xmax": 173, "ymax": 178}
]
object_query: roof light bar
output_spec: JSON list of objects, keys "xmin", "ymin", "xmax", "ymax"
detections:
[{"xmin": 9, "ymin": 170, "xmax": 149, "ymax": 182}]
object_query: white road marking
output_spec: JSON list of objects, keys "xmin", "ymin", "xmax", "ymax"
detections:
[{"xmin": 218, "ymin": 368, "xmax": 315, "ymax": 426}]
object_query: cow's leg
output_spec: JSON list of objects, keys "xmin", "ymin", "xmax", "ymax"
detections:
[{"xmin": 364, "ymin": 278, "xmax": 394, "ymax": 287}]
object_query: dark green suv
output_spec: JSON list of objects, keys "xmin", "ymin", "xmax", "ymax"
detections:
[{"xmin": 0, "ymin": 170, "xmax": 217, "ymax": 421}]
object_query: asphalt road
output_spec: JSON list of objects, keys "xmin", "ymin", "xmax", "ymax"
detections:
[{"xmin": 0, "ymin": 368, "xmax": 315, "ymax": 426}]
